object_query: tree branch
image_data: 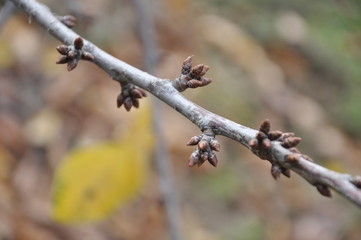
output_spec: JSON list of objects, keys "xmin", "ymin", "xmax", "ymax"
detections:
[{"xmin": 10, "ymin": 0, "xmax": 361, "ymax": 208}]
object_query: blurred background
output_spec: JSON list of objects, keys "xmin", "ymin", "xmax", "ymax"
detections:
[{"xmin": 1, "ymin": 0, "xmax": 361, "ymax": 239}]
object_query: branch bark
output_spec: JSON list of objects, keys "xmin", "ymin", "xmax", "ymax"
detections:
[{"xmin": 10, "ymin": 0, "xmax": 361, "ymax": 208}]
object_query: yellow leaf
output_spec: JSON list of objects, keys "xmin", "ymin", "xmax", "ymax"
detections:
[{"xmin": 52, "ymin": 102, "xmax": 153, "ymax": 223}]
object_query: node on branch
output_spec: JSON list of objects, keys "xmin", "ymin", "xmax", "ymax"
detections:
[
  {"xmin": 174, "ymin": 56, "xmax": 212, "ymax": 92},
  {"xmin": 56, "ymin": 37, "xmax": 94, "ymax": 71},
  {"xmin": 116, "ymin": 82, "xmax": 147, "ymax": 111},
  {"xmin": 187, "ymin": 129, "xmax": 220, "ymax": 167}
]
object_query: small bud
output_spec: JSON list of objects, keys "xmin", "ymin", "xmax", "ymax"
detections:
[
  {"xmin": 249, "ymin": 139, "xmax": 259, "ymax": 149},
  {"xmin": 261, "ymin": 138, "xmax": 271, "ymax": 149},
  {"xmin": 200, "ymin": 77, "xmax": 212, "ymax": 86},
  {"xmin": 56, "ymin": 45, "xmax": 69, "ymax": 55},
  {"xmin": 287, "ymin": 154, "xmax": 300, "ymax": 163},
  {"xmin": 132, "ymin": 98, "xmax": 139, "ymax": 108},
  {"xmin": 187, "ymin": 80, "xmax": 203, "ymax": 88},
  {"xmin": 188, "ymin": 151, "xmax": 199, "ymax": 167},
  {"xmin": 123, "ymin": 97, "xmax": 133, "ymax": 112},
  {"xmin": 187, "ymin": 136, "xmax": 201, "ymax": 146},
  {"xmin": 190, "ymin": 64, "xmax": 205, "ymax": 79},
  {"xmin": 139, "ymin": 89, "xmax": 147, "ymax": 97},
  {"xmin": 130, "ymin": 89, "xmax": 143, "ymax": 99},
  {"xmin": 67, "ymin": 59, "xmax": 78, "ymax": 71},
  {"xmin": 181, "ymin": 56, "xmax": 193, "ymax": 75},
  {"xmin": 116, "ymin": 94, "xmax": 124, "ymax": 108},
  {"xmin": 198, "ymin": 140, "xmax": 209, "ymax": 151},
  {"xmin": 281, "ymin": 167, "xmax": 291, "ymax": 178},
  {"xmin": 56, "ymin": 55, "xmax": 68, "ymax": 64},
  {"xmin": 61, "ymin": 15, "xmax": 77, "ymax": 28},
  {"xmin": 208, "ymin": 153, "xmax": 218, "ymax": 167},
  {"xmin": 210, "ymin": 140, "xmax": 220, "ymax": 152},
  {"xmin": 281, "ymin": 137, "xmax": 302, "ymax": 148},
  {"xmin": 271, "ymin": 164, "xmax": 281, "ymax": 180},
  {"xmin": 268, "ymin": 130, "xmax": 283, "ymax": 140},
  {"xmin": 316, "ymin": 184, "xmax": 332, "ymax": 198},
  {"xmin": 260, "ymin": 119, "xmax": 271, "ymax": 134},
  {"xmin": 82, "ymin": 52, "xmax": 94, "ymax": 61},
  {"xmin": 67, "ymin": 50, "xmax": 75, "ymax": 59},
  {"xmin": 200, "ymin": 152, "xmax": 208, "ymax": 162},
  {"xmin": 280, "ymin": 132, "xmax": 295, "ymax": 141},
  {"xmin": 256, "ymin": 132, "xmax": 267, "ymax": 141},
  {"xmin": 199, "ymin": 65, "xmax": 209, "ymax": 77},
  {"xmin": 74, "ymin": 37, "xmax": 84, "ymax": 50}
]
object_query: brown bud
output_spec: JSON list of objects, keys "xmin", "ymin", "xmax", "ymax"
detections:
[
  {"xmin": 210, "ymin": 140, "xmax": 220, "ymax": 152},
  {"xmin": 261, "ymin": 138, "xmax": 271, "ymax": 149},
  {"xmin": 190, "ymin": 64, "xmax": 205, "ymax": 79},
  {"xmin": 139, "ymin": 89, "xmax": 147, "ymax": 97},
  {"xmin": 116, "ymin": 94, "xmax": 124, "ymax": 108},
  {"xmin": 74, "ymin": 37, "xmax": 84, "ymax": 50},
  {"xmin": 256, "ymin": 131, "xmax": 267, "ymax": 141},
  {"xmin": 56, "ymin": 55, "xmax": 68, "ymax": 64},
  {"xmin": 61, "ymin": 15, "xmax": 77, "ymax": 28},
  {"xmin": 67, "ymin": 50, "xmax": 75, "ymax": 59},
  {"xmin": 67, "ymin": 59, "xmax": 78, "ymax": 71},
  {"xmin": 280, "ymin": 132, "xmax": 295, "ymax": 141},
  {"xmin": 199, "ymin": 65, "xmax": 209, "ymax": 76},
  {"xmin": 249, "ymin": 139, "xmax": 259, "ymax": 149},
  {"xmin": 200, "ymin": 152, "xmax": 209, "ymax": 162},
  {"xmin": 188, "ymin": 151, "xmax": 199, "ymax": 167},
  {"xmin": 271, "ymin": 164, "xmax": 281, "ymax": 180},
  {"xmin": 187, "ymin": 80, "xmax": 203, "ymax": 88},
  {"xmin": 287, "ymin": 154, "xmax": 300, "ymax": 163},
  {"xmin": 187, "ymin": 136, "xmax": 201, "ymax": 146},
  {"xmin": 200, "ymin": 77, "xmax": 212, "ymax": 86},
  {"xmin": 132, "ymin": 98, "xmax": 139, "ymax": 108},
  {"xmin": 123, "ymin": 97, "xmax": 133, "ymax": 112},
  {"xmin": 268, "ymin": 130, "xmax": 283, "ymax": 140},
  {"xmin": 130, "ymin": 89, "xmax": 143, "ymax": 99},
  {"xmin": 198, "ymin": 140, "xmax": 208, "ymax": 151},
  {"xmin": 281, "ymin": 137, "xmax": 302, "ymax": 148},
  {"xmin": 56, "ymin": 45, "xmax": 69, "ymax": 55},
  {"xmin": 82, "ymin": 52, "xmax": 94, "ymax": 61},
  {"xmin": 208, "ymin": 153, "xmax": 218, "ymax": 167},
  {"xmin": 281, "ymin": 167, "xmax": 291, "ymax": 178},
  {"xmin": 181, "ymin": 55, "xmax": 193, "ymax": 75},
  {"xmin": 316, "ymin": 184, "xmax": 332, "ymax": 198},
  {"xmin": 260, "ymin": 119, "xmax": 271, "ymax": 134}
]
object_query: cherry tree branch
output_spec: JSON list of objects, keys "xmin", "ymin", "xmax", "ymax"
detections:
[{"xmin": 10, "ymin": 0, "xmax": 361, "ymax": 208}]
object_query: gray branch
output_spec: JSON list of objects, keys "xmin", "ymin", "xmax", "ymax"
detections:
[{"xmin": 10, "ymin": 0, "xmax": 361, "ymax": 208}]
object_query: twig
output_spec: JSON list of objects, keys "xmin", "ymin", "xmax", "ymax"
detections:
[
  {"xmin": 10, "ymin": 0, "xmax": 361, "ymax": 208},
  {"xmin": 132, "ymin": 0, "xmax": 183, "ymax": 239}
]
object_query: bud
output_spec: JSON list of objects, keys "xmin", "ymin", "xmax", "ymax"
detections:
[
  {"xmin": 316, "ymin": 184, "xmax": 332, "ymax": 198},
  {"xmin": 67, "ymin": 59, "xmax": 78, "ymax": 71},
  {"xmin": 210, "ymin": 139, "xmax": 220, "ymax": 152},
  {"xmin": 82, "ymin": 52, "xmax": 94, "ymax": 61},
  {"xmin": 268, "ymin": 130, "xmax": 283, "ymax": 140},
  {"xmin": 116, "ymin": 94, "xmax": 124, "ymax": 108},
  {"xmin": 186, "ymin": 136, "xmax": 201, "ymax": 146},
  {"xmin": 74, "ymin": 37, "xmax": 84, "ymax": 50},
  {"xmin": 208, "ymin": 154, "xmax": 218, "ymax": 167},
  {"xmin": 198, "ymin": 140, "xmax": 208, "ymax": 151},
  {"xmin": 123, "ymin": 97, "xmax": 133, "ymax": 112},
  {"xmin": 271, "ymin": 164, "xmax": 281, "ymax": 180},
  {"xmin": 181, "ymin": 55, "xmax": 193, "ymax": 75},
  {"xmin": 56, "ymin": 55, "xmax": 68, "ymax": 64},
  {"xmin": 260, "ymin": 119, "xmax": 271, "ymax": 134},
  {"xmin": 56, "ymin": 45, "xmax": 69, "ymax": 55}
]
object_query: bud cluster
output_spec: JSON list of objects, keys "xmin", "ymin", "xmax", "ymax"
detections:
[
  {"xmin": 187, "ymin": 130, "xmax": 220, "ymax": 167},
  {"xmin": 116, "ymin": 82, "xmax": 147, "ymax": 111},
  {"xmin": 56, "ymin": 37, "xmax": 94, "ymax": 71},
  {"xmin": 174, "ymin": 56, "xmax": 212, "ymax": 91}
]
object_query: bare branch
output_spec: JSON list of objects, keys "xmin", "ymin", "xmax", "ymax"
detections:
[{"xmin": 10, "ymin": 0, "xmax": 361, "ymax": 208}]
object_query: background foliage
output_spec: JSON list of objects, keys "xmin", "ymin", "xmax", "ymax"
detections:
[{"xmin": 1, "ymin": 0, "xmax": 361, "ymax": 239}]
